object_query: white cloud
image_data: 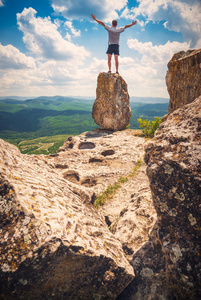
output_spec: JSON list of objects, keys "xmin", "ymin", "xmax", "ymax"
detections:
[
  {"xmin": 17, "ymin": 7, "xmax": 89, "ymax": 62},
  {"xmin": 2, "ymin": 1, "xmax": 197, "ymax": 98},
  {"xmin": 64, "ymin": 21, "xmax": 81, "ymax": 37},
  {"xmin": 123, "ymin": 0, "xmax": 201, "ymax": 48},
  {"xmin": 118, "ymin": 55, "xmax": 166, "ymax": 97},
  {"xmin": 1, "ymin": 37, "xmax": 189, "ymax": 98},
  {"xmin": 115, "ymin": 38, "xmax": 190, "ymax": 97},
  {"xmin": 0, "ymin": 43, "xmax": 36, "ymax": 70},
  {"xmin": 0, "ymin": 58, "xmax": 105, "ymax": 97},
  {"xmin": 51, "ymin": 0, "xmax": 128, "ymax": 21},
  {"xmin": 65, "ymin": 32, "xmax": 72, "ymax": 41},
  {"xmin": 0, "ymin": 0, "xmax": 4, "ymax": 7},
  {"xmin": 127, "ymin": 39, "xmax": 190, "ymax": 64},
  {"xmin": 0, "ymin": 7, "xmax": 95, "ymax": 97},
  {"xmin": 54, "ymin": 18, "xmax": 62, "ymax": 28}
]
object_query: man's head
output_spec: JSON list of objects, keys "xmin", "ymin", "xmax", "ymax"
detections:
[{"xmin": 112, "ymin": 20, "xmax": 117, "ymax": 27}]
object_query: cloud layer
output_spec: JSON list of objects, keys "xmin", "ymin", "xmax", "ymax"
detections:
[
  {"xmin": 17, "ymin": 7, "xmax": 89, "ymax": 61},
  {"xmin": 1, "ymin": 0, "xmax": 200, "ymax": 97},
  {"xmin": 119, "ymin": 38, "xmax": 190, "ymax": 97},
  {"xmin": 51, "ymin": 0, "xmax": 127, "ymax": 21},
  {"xmin": 0, "ymin": 43, "xmax": 35, "ymax": 69},
  {"xmin": 122, "ymin": 0, "xmax": 201, "ymax": 48}
]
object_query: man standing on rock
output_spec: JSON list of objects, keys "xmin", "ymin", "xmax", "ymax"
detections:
[{"xmin": 91, "ymin": 14, "xmax": 137, "ymax": 74}]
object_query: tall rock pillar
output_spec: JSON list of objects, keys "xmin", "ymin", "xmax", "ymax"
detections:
[
  {"xmin": 166, "ymin": 49, "xmax": 201, "ymax": 113},
  {"xmin": 92, "ymin": 72, "xmax": 131, "ymax": 131}
]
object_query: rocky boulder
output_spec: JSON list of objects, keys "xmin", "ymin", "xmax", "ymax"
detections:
[
  {"xmin": 166, "ymin": 49, "xmax": 201, "ymax": 113},
  {"xmin": 92, "ymin": 72, "xmax": 131, "ymax": 131},
  {"xmin": 0, "ymin": 139, "xmax": 134, "ymax": 299},
  {"xmin": 144, "ymin": 96, "xmax": 201, "ymax": 299}
]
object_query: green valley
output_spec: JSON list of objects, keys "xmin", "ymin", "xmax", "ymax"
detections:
[{"xmin": 0, "ymin": 96, "xmax": 169, "ymax": 154}]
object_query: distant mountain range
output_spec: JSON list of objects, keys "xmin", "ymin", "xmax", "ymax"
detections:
[
  {"xmin": 0, "ymin": 96, "xmax": 169, "ymax": 147},
  {"xmin": 0, "ymin": 95, "xmax": 169, "ymax": 104},
  {"xmin": 130, "ymin": 96, "xmax": 169, "ymax": 103}
]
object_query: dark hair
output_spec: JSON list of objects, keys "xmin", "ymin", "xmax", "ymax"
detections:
[{"xmin": 112, "ymin": 20, "xmax": 117, "ymax": 27}]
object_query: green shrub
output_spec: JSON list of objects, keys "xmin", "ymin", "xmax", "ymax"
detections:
[{"xmin": 138, "ymin": 117, "xmax": 161, "ymax": 138}]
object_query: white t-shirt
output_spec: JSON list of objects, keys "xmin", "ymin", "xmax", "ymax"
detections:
[{"xmin": 104, "ymin": 25, "xmax": 125, "ymax": 45}]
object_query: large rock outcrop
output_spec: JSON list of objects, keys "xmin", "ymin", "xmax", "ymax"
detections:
[
  {"xmin": 92, "ymin": 73, "xmax": 131, "ymax": 131},
  {"xmin": 118, "ymin": 95, "xmax": 201, "ymax": 300},
  {"xmin": 166, "ymin": 49, "xmax": 201, "ymax": 113},
  {"xmin": 0, "ymin": 138, "xmax": 134, "ymax": 299},
  {"xmin": 144, "ymin": 96, "xmax": 201, "ymax": 299}
]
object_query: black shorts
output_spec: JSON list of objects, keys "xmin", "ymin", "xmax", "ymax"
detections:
[{"xmin": 106, "ymin": 44, "xmax": 119, "ymax": 55}]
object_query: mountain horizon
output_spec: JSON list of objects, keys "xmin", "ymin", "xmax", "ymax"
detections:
[{"xmin": 0, "ymin": 95, "xmax": 169, "ymax": 104}]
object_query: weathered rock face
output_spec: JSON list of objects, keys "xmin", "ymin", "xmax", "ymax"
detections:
[
  {"xmin": 92, "ymin": 72, "xmax": 131, "ymax": 131},
  {"xmin": 117, "ymin": 227, "xmax": 177, "ymax": 300},
  {"xmin": 118, "ymin": 96, "xmax": 201, "ymax": 300},
  {"xmin": 166, "ymin": 49, "xmax": 201, "ymax": 113},
  {"xmin": 144, "ymin": 96, "xmax": 201, "ymax": 299},
  {"xmin": 0, "ymin": 139, "xmax": 135, "ymax": 299}
]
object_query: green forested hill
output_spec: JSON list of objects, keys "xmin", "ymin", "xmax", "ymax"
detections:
[
  {"xmin": 0, "ymin": 96, "xmax": 169, "ymax": 154},
  {"xmin": 0, "ymin": 96, "xmax": 96, "ymax": 140}
]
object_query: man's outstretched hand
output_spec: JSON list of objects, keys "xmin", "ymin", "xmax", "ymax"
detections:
[
  {"xmin": 91, "ymin": 14, "xmax": 96, "ymax": 20},
  {"xmin": 91, "ymin": 14, "xmax": 105, "ymax": 27},
  {"xmin": 125, "ymin": 20, "xmax": 137, "ymax": 29}
]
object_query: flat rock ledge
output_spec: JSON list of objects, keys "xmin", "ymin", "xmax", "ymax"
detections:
[{"xmin": 0, "ymin": 138, "xmax": 134, "ymax": 299}]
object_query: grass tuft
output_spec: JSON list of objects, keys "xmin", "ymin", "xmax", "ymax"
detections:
[{"xmin": 94, "ymin": 159, "xmax": 143, "ymax": 208}]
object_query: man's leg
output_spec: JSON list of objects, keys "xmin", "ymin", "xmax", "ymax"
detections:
[
  {"xmin": 114, "ymin": 55, "xmax": 119, "ymax": 73},
  {"xmin": 108, "ymin": 54, "xmax": 112, "ymax": 72}
]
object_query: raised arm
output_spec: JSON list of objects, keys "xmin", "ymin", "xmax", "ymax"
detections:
[
  {"xmin": 124, "ymin": 20, "xmax": 137, "ymax": 29},
  {"xmin": 91, "ymin": 14, "xmax": 105, "ymax": 27}
]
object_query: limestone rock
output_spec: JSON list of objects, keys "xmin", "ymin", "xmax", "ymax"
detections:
[
  {"xmin": 0, "ymin": 139, "xmax": 134, "ymax": 299},
  {"xmin": 92, "ymin": 72, "xmax": 131, "ymax": 131},
  {"xmin": 166, "ymin": 49, "xmax": 201, "ymax": 113},
  {"xmin": 144, "ymin": 96, "xmax": 201, "ymax": 299},
  {"xmin": 57, "ymin": 130, "xmax": 145, "ymax": 200}
]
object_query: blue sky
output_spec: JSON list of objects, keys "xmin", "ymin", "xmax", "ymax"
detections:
[{"xmin": 0, "ymin": 0, "xmax": 200, "ymax": 98}]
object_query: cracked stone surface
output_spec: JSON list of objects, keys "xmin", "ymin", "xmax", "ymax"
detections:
[{"xmin": 0, "ymin": 136, "xmax": 136, "ymax": 299}]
